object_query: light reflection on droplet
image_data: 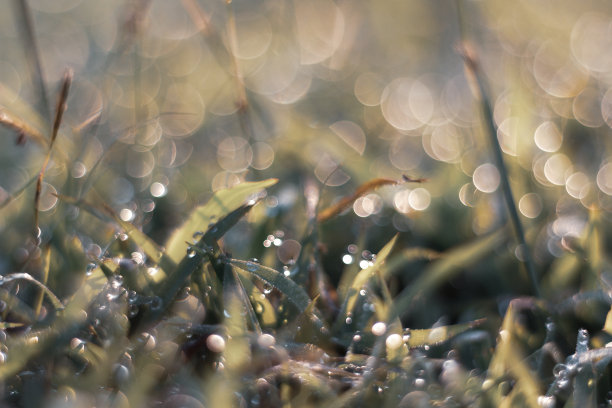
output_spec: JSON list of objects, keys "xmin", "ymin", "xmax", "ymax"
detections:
[
  {"xmin": 532, "ymin": 41, "xmax": 588, "ymax": 98},
  {"xmin": 150, "ymin": 182, "xmax": 167, "ymax": 198},
  {"xmin": 232, "ymin": 14, "xmax": 273, "ymax": 60},
  {"xmin": 251, "ymin": 142, "xmax": 275, "ymax": 170},
  {"xmin": 294, "ymin": 0, "xmax": 345, "ymax": 65},
  {"xmin": 206, "ymin": 334, "xmax": 225, "ymax": 353},
  {"xmin": 496, "ymin": 117, "xmax": 519, "ymax": 156},
  {"xmin": 597, "ymin": 163, "xmax": 612, "ymax": 195},
  {"xmin": 573, "ymin": 87, "xmax": 604, "ymax": 128},
  {"xmin": 330, "ymin": 120, "xmax": 366, "ymax": 156},
  {"xmin": 126, "ymin": 149, "xmax": 155, "ymax": 179},
  {"xmin": 217, "ymin": 137, "xmax": 253, "ymax": 172},
  {"xmin": 570, "ymin": 12, "xmax": 612, "ymax": 74},
  {"xmin": 372, "ymin": 321, "xmax": 386, "ymax": 336},
  {"xmin": 268, "ymin": 73, "xmax": 312, "ymax": 105},
  {"xmin": 354, "ymin": 72, "xmax": 385, "ymax": 107},
  {"xmin": 458, "ymin": 183, "xmax": 478, "ymax": 207},
  {"xmin": 408, "ymin": 188, "xmax": 430, "ymax": 211},
  {"xmin": 389, "ymin": 136, "xmax": 423, "ymax": 171},
  {"xmin": 601, "ymin": 88, "xmax": 612, "ymax": 130},
  {"xmin": 472, "ymin": 163, "xmax": 500, "ymax": 193},
  {"xmin": 544, "ymin": 154, "xmax": 572, "ymax": 186},
  {"xmin": 427, "ymin": 124, "xmax": 462, "ymax": 163},
  {"xmin": 211, "ymin": 172, "xmax": 242, "ymax": 192},
  {"xmin": 119, "ymin": 208, "xmax": 135, "ymax": 222},
  {"xmin": 257, "ymin": 333, "xmax": 276, "ymax": 348},
  {"xmin": 277, "ymin": 239, "xmax": 301, "ymax": 264},
  {"xmin": 353, "ymin": 193, "xmax": 383, "ymax": 217},
  {"xmin": 37, "ymin": 182, "xmax": 58, "ymax": 211},
  {"xmin": 71, "ymin": 161, "xmax": 87, "ymax": 178},
  {"xmin": 565, "ymin": 172, "xmax": 590, "ymax": 199},
  {"xmin": 342, "ymin": 254, "xmax": 353, "ymax": 264},
  {"xmin": 359, "ymin": 260, "xmax": 371, "ymax": 269},
  {"xmin": 534, "ymin": 121, "xmax": 562, "ymax": 153},
  {"xmin": 409, "ymin": 80, "xmax": 434, "ymax": 125},
  {"xmin": 518, "ymin": 193, "xmax": 542, "ymax": 219},
  {"xmin": 314, "ymin": 155, "xmax": 350, "ymax": 186},
  {"xmin": 394, "ymin": 189, "xmax": 415, "ymax": 213},
  {"xmin": 385, "ymin": 333, "xmax": 403, "ymax": 350},
  {"xmin": 160, "ymin": 84, "xmax": 205, "ymax": 137},
  {"xmin": 552, "ymin": 215, "xmax": 587, "ymax": 238}
]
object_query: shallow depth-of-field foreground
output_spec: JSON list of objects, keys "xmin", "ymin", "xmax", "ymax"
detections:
[{"xmin": 1, "ymin": 1, "xmax": 612, "ymax": 407}]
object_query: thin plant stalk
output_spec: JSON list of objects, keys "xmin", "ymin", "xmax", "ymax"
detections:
[
  {"xmin": 34, "ymin": 69, "xmax": 72, "ymax": 238},
  {"xmin": 12, "ymin": 0, "xmax": 51, "ymax": 122},
  {"xmin": 455, "ymin": 12, "xmax": 540, "ymax": 297}
]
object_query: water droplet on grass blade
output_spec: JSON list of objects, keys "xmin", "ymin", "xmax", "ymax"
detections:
[
  {"xmin": 372, "ymin": 322, "xmax": 386, "ymax": 336},
  {"xmin": 206, "ymin": 334, "xmax": 226, "ymax": 353},
  {"xmin": 257, "ymin": 333, "xmax": 276, "ymax": 348},
  {"xmin": 187, "ymin": 247, "xmax": 196, "ymax": 258},
  {"xmin": 385, "ymin": 333, "xmax": 403, "ymax": 349}
]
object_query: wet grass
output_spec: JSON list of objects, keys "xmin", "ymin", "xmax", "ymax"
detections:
[{"xmin": 1, "ymin": 1, "xmax": 612, "ymax": 407}]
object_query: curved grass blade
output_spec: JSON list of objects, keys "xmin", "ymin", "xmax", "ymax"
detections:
[
  {"xmin": 458, "ymin": 43, "xmax": 539, "ymax": 297},
  {"xmin": 57, "ymin": 194, "xmax": 174, "ymax": 278},
  {"xmin": 391, "ymin": 228, "xmax": 506, "ymax": 320},
  {"xmin": 334, "ymin": 235, "xmax": 398, "ymax": 330},
  {"xmin": 165, "ymin": 179, "xmax": 278, "ymax": 263},
  {"xmin": 231, "ymin": 259, "xmax": 311, "ymax": 313},
  {"xmin": 406, "ymin": 318, "xmax": 486, "ymax": 348},
  {"xmin": 0, "ymin": 262, "xmax": 110, "ymax": 381},
  {"xmin": 0, "ymin": 272, "xmax": 63, "ymax": 311}
]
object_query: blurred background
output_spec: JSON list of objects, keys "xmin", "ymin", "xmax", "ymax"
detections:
[{"xmin": 1, "ymin": 0, "xmax": 612, "ymax": 329}]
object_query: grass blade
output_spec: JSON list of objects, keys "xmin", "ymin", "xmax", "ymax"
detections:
[
  {"xmin": 231, "ymin": 259, "xmax": 311, "ymax": 313},
  {"xmin": 1, "ymin": 272, "xmax": 63, "ymax": 311},
  {"xmin": 164, "ymin": 179, "xmax": 278, "ymax": 263},
  {"xmin": 34, "ymin": 69, "xmax": 72, "ymax": 237},
  {"xmin": 406, "ymin": 318, "xmax": 486, "ymax": 348},
  {"xmin": 458, "ymin": 43, "xmax": 540, "ymax": 297},
  {"xmin": 391, "ymin": 228, "xmax": 506, "ymax": 320}
]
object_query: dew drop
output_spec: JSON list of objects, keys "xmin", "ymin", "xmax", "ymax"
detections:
[
  {"xmin": 537, "ymin": 395, "xmax": 555, "ymax": 408},
  {"xmin": 246, "ymin": 259, "xmax": 259, "ymax": 272},
  {"xmin": 206, "ymin": 334, "xmax": 226, "ymax": 353},
  {"xmin": 85, "ymin": 263, "xmax": 96, "ymax": 276},
  {"xmin": 345, "ymin": 315, "xmax": 353, "ymax": 325},
  {"xmin": 413, "ymin": 377, "xmax": 426, "ymax": 388},
  {"xmin": 186, "ymin": 247, "xmax": 196, "ymax": 258},
  {"xmin": 257, "ymin": 333, "xmax": 276, "ymax": 348},
  {"xmin": 352, "ymin": 333, "xmax": 362, "ymax": 343},
  {"xmin": 385, "ymin": 333, "xmax": 403, "ymax": 349},
  {"xmin": 263, "ymin": 283, "xmax": 273, "ymax": 295},
  {"xmin": 372, "ymin": 321, "xmax": 387, "ymax": 336},
  {"xmin": 149, "ymin": 296, "xmax": 162, "ymax": 311},
  {"xmin": 359, "ymin": 289, "xmax": 367, "ymax": 296}
]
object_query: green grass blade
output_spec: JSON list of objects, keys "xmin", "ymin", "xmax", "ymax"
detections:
[
  {"xmin": 406, "ymin": 318, "xmax": 486, "ymax": 348},
  {"xmin": 164, "ymin": 179, "xmax": 278, "ymax": 263},
  {"xmin": 391, "ymin": 229, "xmax": 506, "ymax": 320},
  {"xmin": 333, "ymin": 235, "xmax": 398, "ymax": 330},
  {"xmin": 230, "ymin": 259, "xmax": 311, "ymax": 313},
  {"xmin": 458, "ymin": 44, "xmax": 540, "ymax": 297},
  {"xmin": 1, "ymin": 272, "xmax": 63, "ymax": 311}
]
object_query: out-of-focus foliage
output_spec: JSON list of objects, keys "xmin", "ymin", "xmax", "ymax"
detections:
[{"xmin": 2, "ymin": 0, "xmax": 612, "ymax": 406}]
